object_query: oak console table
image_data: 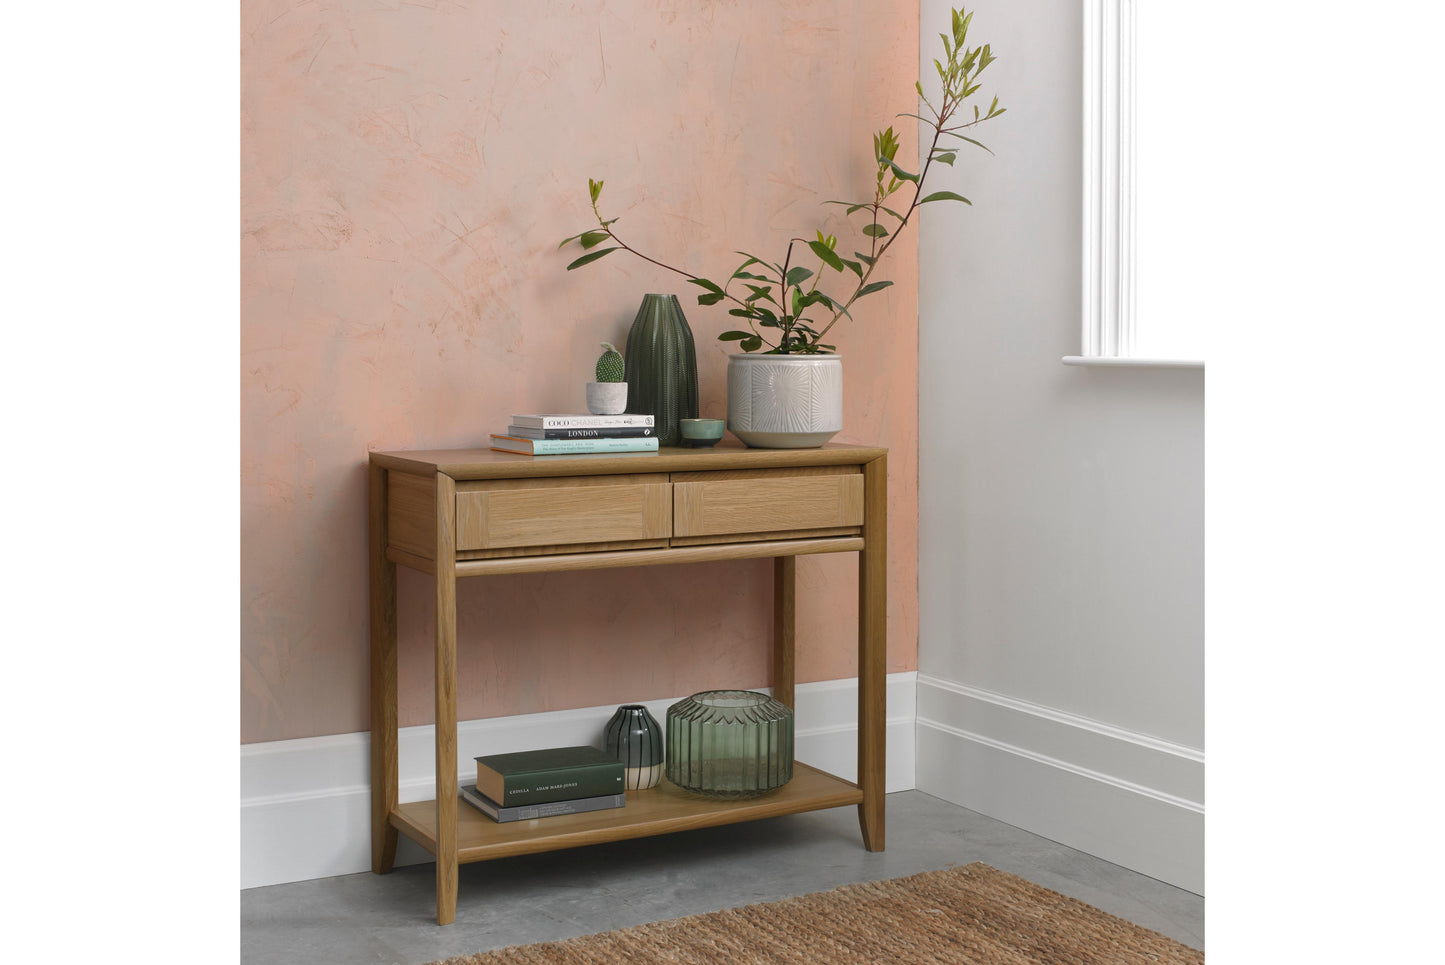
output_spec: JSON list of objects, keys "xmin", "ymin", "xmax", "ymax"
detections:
[{"xmin": 368, "ymin": 443, "xmax": 887, "ymax": 924}]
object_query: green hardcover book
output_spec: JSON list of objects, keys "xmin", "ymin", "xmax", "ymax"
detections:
[{"xmin": 474, "ymin": 745, "xmax": 625, "ymax": 807}]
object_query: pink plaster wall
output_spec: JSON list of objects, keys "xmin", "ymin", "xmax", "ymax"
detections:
[{"xmin": 241, "ymin": 0, "xmax": 920, "ymax": 743}]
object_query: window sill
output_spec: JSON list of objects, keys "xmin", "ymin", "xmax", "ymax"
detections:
[{"xmin": 1062, "ymin": 356, "xmax": 1204, "ymax": 369}]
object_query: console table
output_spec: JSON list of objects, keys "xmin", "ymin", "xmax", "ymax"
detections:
[{"xmin": 368, "ymin": 443, "xmax": 887, "ymax": 924}]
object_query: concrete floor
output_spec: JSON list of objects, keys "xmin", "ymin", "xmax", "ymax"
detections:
[{"xmin": 241, "ymin": 790, "xmax": 1204, "ymax": 964}]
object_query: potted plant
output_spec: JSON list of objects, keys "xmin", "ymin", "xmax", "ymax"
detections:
[
  {"xmin": 586, "ymin": 341, "xmax": 628, "ymax": 414},
  {"xmin": 561, "ymin": 5, "xmax": 1004, "ymax": 448}
]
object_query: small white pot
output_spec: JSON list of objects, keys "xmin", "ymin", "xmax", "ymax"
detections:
[
  {"xmin": 726, "ymin": 353, "xmax": 843, "ymax": 448},
  {"xmin": 586, "ymin": 381, "xmax": 628, "ymax": 415}
]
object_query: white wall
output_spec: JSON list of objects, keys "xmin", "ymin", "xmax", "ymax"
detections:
[{"xmin": 915, "ymin": 0, "xmax": 1203, "ymax": 893}]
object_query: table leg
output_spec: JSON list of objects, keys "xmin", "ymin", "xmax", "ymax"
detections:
[
  {"xmin": 773, "ymin": 557, "xmax": 796, "ymax": 709},
  {"xmin": 369, "ymin": 462, "xmax": 399, "ymax": 874},
  {"xmin": 858, "ymin": 455, "xmax": 887, "ymax": 851},
  {"xmin": 434, "ymin": 472, "xmax": 459, "ymax": 925}
]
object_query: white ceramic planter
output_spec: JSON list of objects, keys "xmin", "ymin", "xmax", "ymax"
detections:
[
  {"xmin": 726, "ymin": 353, "xmax": 843, "ymax": 449},
  {"xmin": 585, "ymin": 381, "xmax": 628, "ymax": 415}
]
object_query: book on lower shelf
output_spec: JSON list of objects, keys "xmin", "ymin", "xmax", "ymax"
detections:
[
  {"xmin": 475, "ymin": 745, "xmax": 626, "ymax": 806},
  {"xmin": 489, "ymin": 434, "xmax": 659, "ymax": 455},
  {"xmin": 512, "ymin": 413, "xmax": 655, "ymax": 429},
  {"xmin": 459, "ymin": 784, "xmax": 626, "ymax": 823}
]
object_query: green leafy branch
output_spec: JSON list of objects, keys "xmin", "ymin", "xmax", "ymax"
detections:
[{"xmin": 559, "ymin": 5, "xmax": 1004, "ymax": 354}]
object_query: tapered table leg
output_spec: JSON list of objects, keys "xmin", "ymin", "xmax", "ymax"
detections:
[
  {"xmin": 433, "ymin": 472, "xmax": 459, "ymax": 925},
  {"xmin": 858, "ymin": 455, "xmax": 887, "ymax": 851},
  {"xmin": 369, "ymin": 461, "xmax": 399, "ymax": 874},
  {"xmin": 773, "ymin": 557, "xmax": 796, "ymax": 709}
]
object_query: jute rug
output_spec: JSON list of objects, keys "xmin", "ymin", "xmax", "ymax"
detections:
[{"xmin": 428, "ymin": 863, "xmax": 1202, "ymax": 964}]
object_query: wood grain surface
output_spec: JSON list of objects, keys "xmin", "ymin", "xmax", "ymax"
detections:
[
  {"xmin": 455, "ymin": 482, "xmax": 672, "ymax": 550},
  {"xmin": 369, "ymin": 443, "xmax": 887, "ymax": 480},
  {"xmin": 390, "ymin": 763, "xmax": 861, "ymax": 864},
  {"xmin": 674, "ymin": 473, "xmax": 863, "ymax": 537},
  {"xmin": 369, "ymin": 444, "xmax": 888, "ymax": 926}
]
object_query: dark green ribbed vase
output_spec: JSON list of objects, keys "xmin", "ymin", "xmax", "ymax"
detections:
[{"xmin": 624, "ymin": 294, "xmax": 698, "ymax": 447}]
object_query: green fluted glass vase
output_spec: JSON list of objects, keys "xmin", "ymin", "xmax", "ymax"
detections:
[
  {"xmin": 624, "ymin": 294, "xmax": 698, "ymax": 447},
  {"xmin": 665, "ymin": 690, "xmax": 794, "ymax": 798}
]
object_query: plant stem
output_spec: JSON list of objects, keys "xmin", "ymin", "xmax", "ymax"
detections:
[
  {"xmin": 779, "ymin": 241, "xmax": 795, "ymax": 349},
  {"xmin": 574, "ymin": 21, "xmax": 1001, "ymax": 357},
  {"xmin": 593, "ymin": 201, "xmax": 789, "ymax": 349},
  {"xmin": 813, "ymin": 109, "xmax": 992, "ymax": 346},
  {"xmin": 601, "ymin": 225, "xmax": 710, "ymax": 293}
]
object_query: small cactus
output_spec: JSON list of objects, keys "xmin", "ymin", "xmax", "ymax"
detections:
[{"xmin": 595, "ymin": 341, "xmax": 625, "ymax": 382}]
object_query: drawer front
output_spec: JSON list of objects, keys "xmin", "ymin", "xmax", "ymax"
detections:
[
  {"xmin": 456, "ymin": 482, "xmax": 672, "ymax": 551},
  {"xmin": 673, "ymin": 473, "xmax": 864, "ymax": 538}
]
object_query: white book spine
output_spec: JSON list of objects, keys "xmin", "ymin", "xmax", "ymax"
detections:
[{"xmin": 513, "ymin": 414, "xmax": 655, "ymax": 429}]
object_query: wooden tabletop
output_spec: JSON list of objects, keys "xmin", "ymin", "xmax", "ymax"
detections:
[{"xmin": 369, "ymin": 441, "xmax": 888, "ymax": 480}]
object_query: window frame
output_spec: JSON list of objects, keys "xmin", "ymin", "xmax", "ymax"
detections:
[{"xmin": 1070, "ymin": 0, "xmax": 1202, "ymax": 369}]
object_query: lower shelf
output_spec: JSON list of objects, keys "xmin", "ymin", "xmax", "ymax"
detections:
[{"xmin": 391, "ymin": 761, "xmax": 863, "ymax": 864}]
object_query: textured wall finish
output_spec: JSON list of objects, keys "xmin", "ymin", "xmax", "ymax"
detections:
[{"xmin": 241, "ymin": 0, "xmax": 920, "ymax": 743}]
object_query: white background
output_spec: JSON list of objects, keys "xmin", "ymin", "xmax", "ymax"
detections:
[
  {"xmin": 5, "ymin": 1, "xmax": 1443, "ymax": 961},
  {"xmin": 1134, "ymin": 0, "xmax": 1208, "ymax": 360}
]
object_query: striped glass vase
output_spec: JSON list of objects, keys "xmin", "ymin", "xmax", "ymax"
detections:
[{"xmin": 603, "ymin": 704, "xmax": 664, "ymax": 790}]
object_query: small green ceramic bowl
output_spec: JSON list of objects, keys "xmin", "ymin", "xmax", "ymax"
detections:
[{"xmin": 679, "ymin": 418, "xmax": 725, "ymax": 448}]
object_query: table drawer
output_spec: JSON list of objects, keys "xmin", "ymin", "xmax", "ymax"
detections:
[
  {"xmin": 456, "ymin": 477, "xmax": 672, "ymax": 551},
  {"xmin": 673, "ymin": 470, "xmax": 864, "ymax": 538}
]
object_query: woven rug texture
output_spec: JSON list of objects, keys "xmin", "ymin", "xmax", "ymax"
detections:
[{"xmin": 429, "ymin": 862, "xmax": 1202, "ymax": 964}]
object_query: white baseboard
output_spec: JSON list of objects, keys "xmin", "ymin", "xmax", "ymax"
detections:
[
  {"xmin": 241, "ymin": 672, "xmax": 917, "ymax": 890},
  {"xmin": 915, "ymin": 674, "xmax": 1204, "ymax": 895}
]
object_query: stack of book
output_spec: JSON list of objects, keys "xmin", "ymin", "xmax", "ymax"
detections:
[
  {"xmin": 490, "ymin": 413, "xmax": 659, "ymax": 455},
  {"xmin": 461, "ymin": 745, "xmax": 626, "ymax": 823}
]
